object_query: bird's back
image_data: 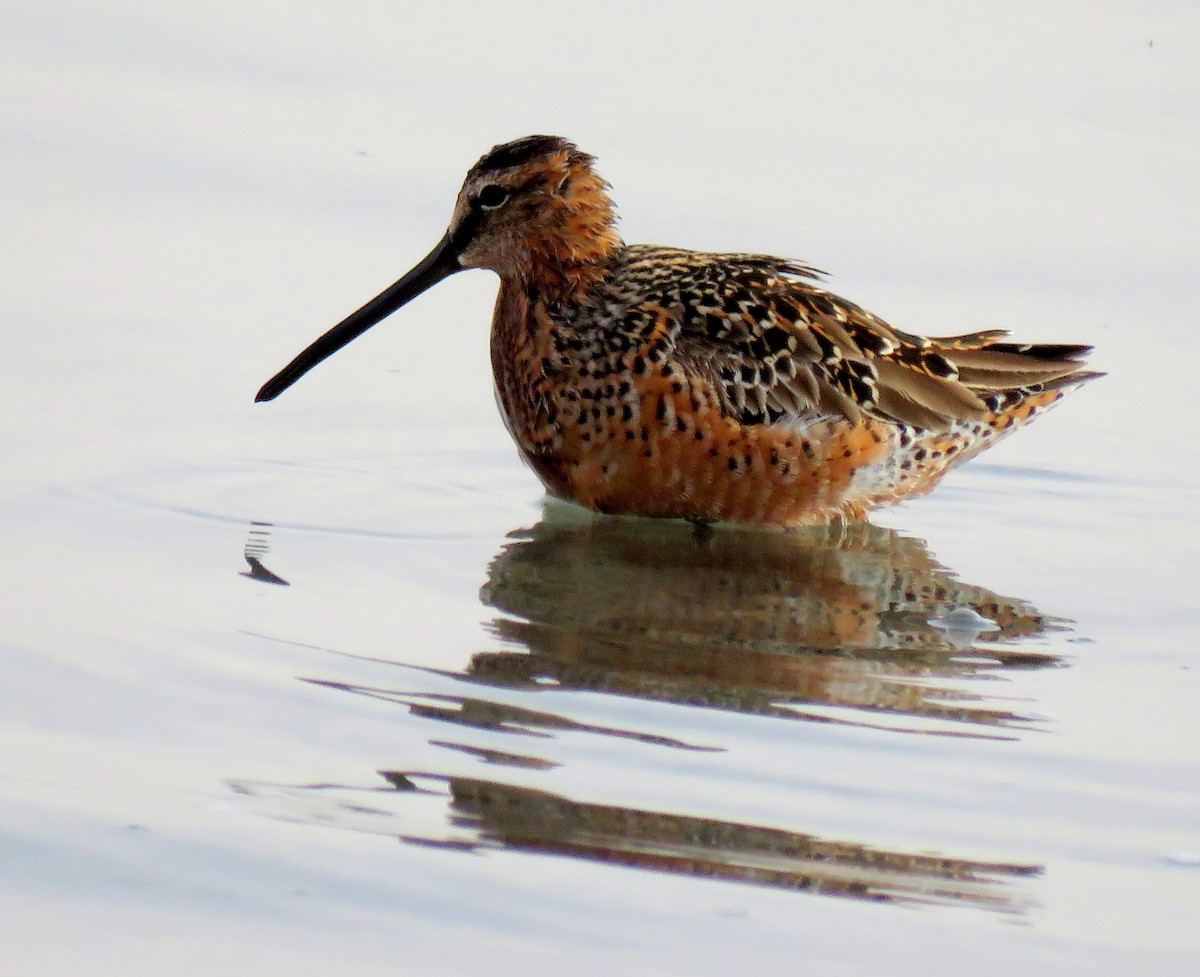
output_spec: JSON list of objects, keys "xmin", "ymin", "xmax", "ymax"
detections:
[{"xmin": 494, "ymin": 244, "xmax": 1100, "ymax": 526}]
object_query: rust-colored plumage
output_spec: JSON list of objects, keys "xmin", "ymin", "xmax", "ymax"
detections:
[{"xmin": 257, "ymin": 135, "xmax": 1100, "ymax": 527}]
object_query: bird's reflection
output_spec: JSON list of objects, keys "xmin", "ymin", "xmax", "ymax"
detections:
[
  {"xmin": 238, "ymin": 505, "xmax": 1067, "ymax": 912},
  {"xmin": 472, "ymin": 503, "xmax": 1062, "ymax": 736},
  {"xmin": 230, "ymin": 771, "xmax": 1040, "ymax": 911}
]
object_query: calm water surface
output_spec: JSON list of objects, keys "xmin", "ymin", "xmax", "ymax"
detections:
[{"xmin": 3, "ymin": 3, "xmax": 1199, "ymax": 975}]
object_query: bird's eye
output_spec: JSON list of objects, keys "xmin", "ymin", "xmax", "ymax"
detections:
[{"xmin": 477, "ymin": 185, "xmax": 510, "ymax": 210}]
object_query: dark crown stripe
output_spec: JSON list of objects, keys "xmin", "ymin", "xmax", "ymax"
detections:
[{"xmin": 475, "ymin": 135, "xmax": 574, "ymax": 173}]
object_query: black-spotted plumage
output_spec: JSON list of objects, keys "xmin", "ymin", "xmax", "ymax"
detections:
[
  {"xmin": 257, "ymin": 135, "xmax": 1101, "ymax": 527},
  {"xmin": 549, "ymin": 243, "xmax": 1094, "ymax": 436}
]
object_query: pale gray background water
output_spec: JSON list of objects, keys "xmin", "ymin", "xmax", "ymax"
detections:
[{"xmin": 2, "ymin": 2, "xmax": 1198, "ymax": 974}]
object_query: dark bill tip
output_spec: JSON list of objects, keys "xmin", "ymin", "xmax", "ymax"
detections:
[{"xmin": 255, "ymin": 233, "xmax": 459, "ymax": 403}]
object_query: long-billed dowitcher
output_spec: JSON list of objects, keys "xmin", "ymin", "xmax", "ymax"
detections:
[{"xmin": 257, "ymin": 135, "xmax": 1100, "ymax": 527}]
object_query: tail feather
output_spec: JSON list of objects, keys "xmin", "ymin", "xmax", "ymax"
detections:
[
  {"xmin": 870, "ymin": 331, "xmax": 1102, "ymax": 432},
  {"xmin": 956, "ymin": 363, "xmax": 1090, "ymax": 390},
  {"xmin": 985, "ymin": 342, "xmax": 1094, "ymax": 361},
  {"xmin": 950, "ymin": 345, "xmax": 1091, "ymax": 375},
  {"xmin": 980, "ymin": 369, "xmax": 1104, "ymax": 414},
  {"xmin": 947, "ymin": 335, "xmax": 1102, "ymax": 413},
  {"xmin": 858, "ymin": 365, "xmax": 1102, "ymax": 509}
]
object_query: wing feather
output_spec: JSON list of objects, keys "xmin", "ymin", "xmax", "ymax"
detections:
[{"xmin": 617, "ymin": 247, "xmax": 1097, "ymax": 432}]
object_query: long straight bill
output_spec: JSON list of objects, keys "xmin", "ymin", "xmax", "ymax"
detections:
[{"xmin": 255, "ymin": 233, "xmax": 459, "ymax": 402}]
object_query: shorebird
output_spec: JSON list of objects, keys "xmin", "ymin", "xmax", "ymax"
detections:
[{"xmin": 257, "ymin": 135, "xmax": 1099, "ymax": 527}]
